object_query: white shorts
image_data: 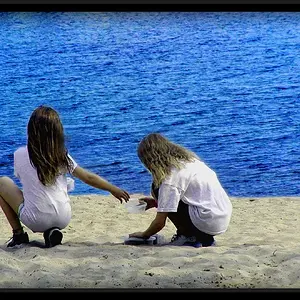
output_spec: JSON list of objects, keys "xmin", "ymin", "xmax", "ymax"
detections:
[{"xmin": 18, "ymin": 202, "xmax": 71, "ymax": 233}]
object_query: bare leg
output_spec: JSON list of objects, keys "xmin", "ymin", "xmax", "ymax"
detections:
[{"xmin": 0, "ymin": 176, "xmax": 24, "ymax": 232}]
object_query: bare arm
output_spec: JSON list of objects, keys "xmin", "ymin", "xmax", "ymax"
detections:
[
  {"xmin": 129, "ymin": 212, "xmax": 168, "ymax": 239},
  {"xmin": 72, "ymin": 165, "xmax": 130, "ymax": 203}
]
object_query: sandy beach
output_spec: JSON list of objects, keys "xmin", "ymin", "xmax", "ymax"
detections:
[{"xmin": 1, "ymin": 194, "xmax": 300, "ymax": 290}]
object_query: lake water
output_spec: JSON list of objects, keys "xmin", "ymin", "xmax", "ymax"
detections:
[{"xmin": 1, "ymin": 11, "xmax": 300, "ymax": 197}]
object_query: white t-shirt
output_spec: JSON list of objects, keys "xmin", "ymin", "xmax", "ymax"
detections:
[
  {"xmin": 157, "ymin": 159, "xmax": 232, "ymax": 235},
  {"xmin": 14, "ymin": 146, "xmax": 78, "ymax": 232}
]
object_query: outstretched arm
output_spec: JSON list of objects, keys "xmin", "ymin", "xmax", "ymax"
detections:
[
  {"xmin": 129, "ymin": 212, "xmax": 168, "ymax": 239},
  {"xmin": 72, "ymin": 166, "xmax": 130, "ymax": 203}
]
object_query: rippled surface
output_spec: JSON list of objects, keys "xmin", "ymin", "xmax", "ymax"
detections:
[{"xmin": 1, "ymin": 12, "xmax": 300, "ymax": 197}]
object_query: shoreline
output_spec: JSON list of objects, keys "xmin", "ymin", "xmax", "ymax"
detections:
[
  {"xmin": 70, "ymin": 193, "xmax": 300, "ymax": 200},
  {"xmin": 0, "ymin": 194, "xmax": 300, "ymax": 288}
]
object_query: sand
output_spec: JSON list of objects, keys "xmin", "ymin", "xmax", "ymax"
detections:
[{"xmin": 0, "ymin": 194, "xmax": 300, "ymax": 289}]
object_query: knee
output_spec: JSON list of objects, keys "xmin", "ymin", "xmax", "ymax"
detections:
[
  {"xmin": 0, "ymin": 176, "xmax": 13, "ymax": 188},
  {"xmin": 0, "ymin": 176, "xmax": 12, "ymax": 182}
]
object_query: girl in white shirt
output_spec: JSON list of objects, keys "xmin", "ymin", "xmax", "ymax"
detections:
[
  {"xmin": 129, "ymin": 133, "xmax": 232, "ymax": 247},
  {"xmin": 0, "ymin": 105, "xmax": 130, "ymax": 248}
]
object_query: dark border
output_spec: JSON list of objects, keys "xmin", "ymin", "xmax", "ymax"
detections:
[
  {"xmin": 0, "ymin": 0, "xmax": 299, "ymax": 3},
  {"xmin": 1, "ymin": 288, "xmax": 300, "ymax": 293},
  {"xmin": 0, "ymin": 0, "xmax": 299, "ymax": 12},
  {"xmin": 1, "ymin": 2, "xmax": 300, "ymax": 295}
]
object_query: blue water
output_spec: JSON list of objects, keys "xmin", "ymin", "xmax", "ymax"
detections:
[{"xmin": 1, "ymin": 11, "xmax": 300, "ymax": 197}]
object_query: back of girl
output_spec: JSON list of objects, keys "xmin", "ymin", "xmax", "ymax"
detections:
[
  {"xmin": 15, "ymin": 106, "xmax": 76, "ymax": 242},
  {"xmin": 0, "ymin": 105, "xmax": 129, "ymax": 248}
]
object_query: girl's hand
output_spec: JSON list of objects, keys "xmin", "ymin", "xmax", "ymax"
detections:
[
  {"xmin": 129, "ymin": 231, "xmax": 147, "ymax": 239},
  {"xmin": 139, "ymin": 197, "xmax": 157, "ymax": 210},
  {"xmin": 111, "ymin": 188, "xmax": 130, "ymax": 203}
]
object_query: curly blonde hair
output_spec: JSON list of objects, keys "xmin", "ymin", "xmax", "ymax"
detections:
[{"xmin": 137, "ymin": 133, "xmax": 199, "ymax": 188}]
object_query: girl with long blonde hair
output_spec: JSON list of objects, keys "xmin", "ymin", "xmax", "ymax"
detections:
[{"xmin": 129, "ymin": 133, "xmax": 232, "ymax": 247}]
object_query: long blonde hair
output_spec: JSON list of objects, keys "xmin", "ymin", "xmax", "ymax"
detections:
[
  {"xmin": 137, "ymin": 133, "xmax": 199, "ymax": 188},
  {"xmin": 27, "ymin": 105, "xmax": 73, "ymax": 186}
]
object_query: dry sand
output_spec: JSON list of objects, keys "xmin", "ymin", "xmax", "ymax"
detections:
[{"xmin": 1, "ymin": 194, "xmax": 300, "ymax": 289}]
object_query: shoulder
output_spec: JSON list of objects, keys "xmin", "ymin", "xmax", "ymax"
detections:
[
  {"xmin": 163, "ymin": 163, "xmax": 188, "ymax": 185},
  {"xmin": 165, "ymin": 159, "xmax": 202, "ymax": 182},
  {"xmin": 14, "ymin": 146, "xmax": 27, "ymax": 157},
  {"xmin": 187, "ymin": 159, "xmax": 208, "ymax": 170},
  {"xmin": 174, "ymin": 159, "xmax": 197, "ymax": 174},
  {"xmin": 66, "ymin": 153, "xmax": 78, "ymax": 171}
]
